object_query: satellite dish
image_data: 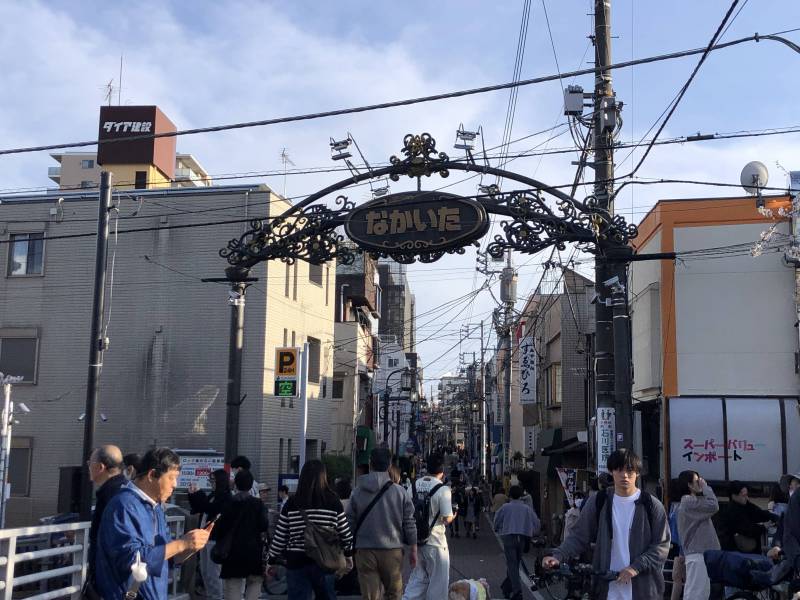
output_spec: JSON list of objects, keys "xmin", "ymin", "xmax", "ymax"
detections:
[{"xmin": 741, "ymin": 161, "xmax": 769, "ymax": 195}]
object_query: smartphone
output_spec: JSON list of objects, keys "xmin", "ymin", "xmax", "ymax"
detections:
[{"xmin": 205, "ymin": 514, "xmax": 222, "ymax": 530}]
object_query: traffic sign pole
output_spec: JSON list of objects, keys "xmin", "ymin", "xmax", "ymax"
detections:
[{"xmin": 298, "ymin": 342, "xmax": 309, "ymax": 471}]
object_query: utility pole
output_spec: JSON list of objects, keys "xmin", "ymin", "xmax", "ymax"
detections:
[
  {"xmin": 592, "ymin": 0, "xmax": 632, "ymax": 462},
  {"xmin": 203, "ymin": 266, "xmax": 258, "ymax": 469},
  {"xmin": 80, "ymin": 171, "xmax": 112, "ymax": 518},
  {"xmin": 480, "ymin": 319, "xmax": 487, "ymax": 480},
  {"xmin": 499, "ymin": 251, "xmax": 517, "ymax": 473}
]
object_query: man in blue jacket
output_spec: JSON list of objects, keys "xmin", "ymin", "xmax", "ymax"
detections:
[{"xmin": 95, "ymin": 448, "xmax": 210, "ymax": 600}]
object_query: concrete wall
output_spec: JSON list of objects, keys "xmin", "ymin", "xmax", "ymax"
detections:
[
  {"xmin": 674, "ymin": 222, "xmax": 799, "ymax": 396},
  {"xmin": 0, "ymin": 185, "xmax": 334, "ymax": 523}
]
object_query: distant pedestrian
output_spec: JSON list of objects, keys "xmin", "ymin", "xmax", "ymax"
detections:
[
  {"xmin": 561, "ymin": 493, "xmax": 583, "ymax": 542},
  {"xmin": 717, "ymin": 481, "xmax": 775, "ymax": 553},
  {"xmin": 230, "ymin": 456, "xmax": 260, "ymax": 498},
  {"xmin": 215, "ymin": 470, "xmax": 269, "ymax": 600},
  {"xmin": 268, "ymin": 459, "xmax": 354, "ymax": 599},
  {"xmin": 402, "ymin": 454, "xmax": 455, "ymax": 600},
  {"xmin": 188, "ymin": 469, "xmax": 233, "ymax": 600},
  {"xmin": 494, "ymin": 485, "xmax": 540, "ymax": 600},
  {"xmin": 400, "ymin": 472, "xmax": 413, "ymax": 495},
  {"xmin": 95, "ymin": 448, "xmax": 210, "ymax": 600},
  {"xmin": 347, "ymin": 448, "xmax": 417, "ymax": 600},
  {"xmin": 464, "ymin": 487, "xmax": 483, "ymax": 539},
  {"xmin": 491, "ymin": 483, "xmax": 508, "ymax": 516},
  {"xmin": 449, "ymin": 484, "xmax": 466, "ymax": 538},
  {"xmin": 277, "ymin": 484, "xmax": 290, "ymax": 513},
  {"xmin": 86, "ymin": 445, "xmax": 126, "ymax": 596},
  {"xmin": 122, "ymin": 453, "xmax": 141, "ymax": 481}
]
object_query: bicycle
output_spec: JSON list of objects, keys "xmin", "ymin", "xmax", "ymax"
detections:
[{"xmin": 532, "ymin": 562, "xmax": 618, "ymax": 600}]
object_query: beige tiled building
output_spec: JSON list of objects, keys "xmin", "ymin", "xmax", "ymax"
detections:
[{"xmin": 0, "ymin": 183, "xmax": 335, "ymax": 524}]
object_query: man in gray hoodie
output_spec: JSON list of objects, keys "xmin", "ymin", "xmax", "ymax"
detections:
[
  {"xmin": 346, "ymin": 448, "xmax": 417, "ymax": 600},
  {"xmin": 543, "ymin": 449, "xmax": 670, "ymax": 600}
]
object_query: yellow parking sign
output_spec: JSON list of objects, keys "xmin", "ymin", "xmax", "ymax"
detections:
[{"xmin": 275, "ymin": 347, "xmax": 299, "ymax": 377}]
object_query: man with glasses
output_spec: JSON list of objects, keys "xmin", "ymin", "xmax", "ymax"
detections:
[{"xmin": 87, "ymin": 445, "xmax": 126, "ymax": 596}]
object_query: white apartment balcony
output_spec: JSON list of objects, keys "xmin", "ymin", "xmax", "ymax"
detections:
[
  {"xmin": 47, "ymin": 166, "xmax": 61, "ymax": 183},
  {"xmin": 174, "ymin": 167, "xmax": 210, "ymax": 187}
]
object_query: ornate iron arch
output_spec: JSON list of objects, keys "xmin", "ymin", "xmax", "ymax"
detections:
[{"xmin": 220, "ymin": 133, "xmax": 637, "ymax": 268}]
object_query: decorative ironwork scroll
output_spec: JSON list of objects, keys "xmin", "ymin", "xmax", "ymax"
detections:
[{"xmin": 220, "ymin": 133, "xmax": 638, "ymax": 268}]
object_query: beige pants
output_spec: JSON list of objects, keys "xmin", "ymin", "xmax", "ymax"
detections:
[{"xmin": 355, "ymin": 548, "xmax": 404, "ymax": 600}]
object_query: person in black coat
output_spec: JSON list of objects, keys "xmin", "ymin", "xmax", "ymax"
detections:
[
  {"xmin": 716, "ymin": 481, "xmax": 776, "ymax": 553},
  {"xmin": 188, "ymin": 469, "xmax": 233, "ymax": 600},
  {"xmin": 214, "ymin": 470, "xmax": 269, "ymax": 600},
  {"xmin": 87, "ymin": 445, "xmax": 126, "ymax": 591}
]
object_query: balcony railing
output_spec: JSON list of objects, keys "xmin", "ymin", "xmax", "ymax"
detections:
[{"xmin": 0, "ymin": 515, "xmax": 186, "ymax": 600}]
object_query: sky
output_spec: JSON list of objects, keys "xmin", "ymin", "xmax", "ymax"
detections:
[{"xmin": 2, "ymin": 0, "xmax": 800, "ymax": 386}]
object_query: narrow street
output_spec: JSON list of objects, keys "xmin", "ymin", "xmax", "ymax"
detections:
[{"xmin": 447, "ymin": 512, "xmax": 509, "ymax": 596}]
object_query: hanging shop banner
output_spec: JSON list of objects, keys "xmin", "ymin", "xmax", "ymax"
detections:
[
  {"xmin": 556, "ymin": 468, "xmax": 578, "ymax": 508},
  {"xmin": 669, "ymin": 396, "xmax": 798, "ymax": 482},
  {"xmin": 345, "ymin": 191, "xmax": 489, "ymax": 256},
  {"xmin": 519, "ymin": 335, "xmax": 537, "ymax": 404},
  {"xmin": 596, "ymin": 407, "xmax": 616, "ymax": 473}
]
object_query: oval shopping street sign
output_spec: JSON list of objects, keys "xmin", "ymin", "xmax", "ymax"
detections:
[{"xmin": 344, "ymin": 191, "xmax": 489, "ymax": 256}]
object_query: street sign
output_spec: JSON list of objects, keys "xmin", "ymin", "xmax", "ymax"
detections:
[
  {"xmin": 275, "ymin": 347, "xmax": 299, "ymax": 377},
  {"xmin": 274, "ymin": 347, "xmax": 299, "ymax": 398},
  {"xmin": 596, "ymin": 407, "xmax": 616, "ymax": 473},
  {"xmin": 275, "ymin": 379, "xmax": 297, "ymax": 397}
]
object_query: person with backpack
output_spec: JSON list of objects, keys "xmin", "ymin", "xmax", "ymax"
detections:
[
  {"xmin": 213, "ymin": 470, "xmax": 269, "ymax": 600},
  {"xmin": 542, "ymin": 449, "xmax": 670, "ymax": 600},
  {"xmin": 493, "ymin": 485, "xmax": 540, "ymax": 600},
  {"xmin": 675, "ymin": 470, "xmax": 719, "ymax": 600},
  {"xmin": 346, "ymin": 448, "xmax": 417, "ymax": 600},
  {"xmin": 267, "ymin": 459, "xmax": 354, "ymax": 600},
  {"xmin": 402, "ymin": 454, "xmax": 455, "ymax": 600}
]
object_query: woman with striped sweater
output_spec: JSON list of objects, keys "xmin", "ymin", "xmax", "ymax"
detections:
[{"xmin": 267, "ymin": 460, "xmax": 354, "ymax": 599}]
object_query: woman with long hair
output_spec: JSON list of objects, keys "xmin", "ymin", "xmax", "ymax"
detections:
[
  {"xmin": 676, "ymin": 470, "xmax": 720, "ymax": 600},
  {"xmin": 188, "ymin": 469, "xmax": 233, "ymax": 600},
  {"xmin": 267, "ymin": 460, "xmax": 354, "ymax": 599}
]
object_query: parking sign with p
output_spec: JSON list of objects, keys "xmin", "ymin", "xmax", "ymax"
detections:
[{"xmin": 275, "ymin": 347, "xmax": 299, "ymax": 397}]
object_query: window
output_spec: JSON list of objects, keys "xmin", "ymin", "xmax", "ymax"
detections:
[
  {"xmin": 292, "ymin": 262, "xmax": 298, "ymax": 300},
  {"xmin": 80, "ymin": 159, "xmax": 94, "ymax": 169},
  {"xmin": 309, "ymin": 263, "xmax": 323, "ymax": 286},
  {"xmin": 307, "ymin": 336, "xmax": 321, "ymax": 383},
  {"xmin": 332, "ymin": 379, "xmax": 344, "ymax": 400},
  {"xmin": 546, "ymin": 363, "xmax": 562, "ymax": 407},
  {"xmin": 321, "ymin": 376, "xmax": 327, "ymax": 398},
  {"xmin": 291, "ymin": 331, "xmax": 296, "ymax": 347},
  {"xmin": 285, "ymin": 263, "xmax": 291, "ymax": 297},
  {"xmin": 8, "ymin": 233, "xmax": 44, "ymax": 276},
  {"xmin": 80, "ymin": 180, "xmax": 95, "ymax": 189},
  {"xmin": 287, "ymin": 439, "xmax": 294, "ymax": 474},
  {"xmin": 134, "ymin": 171, "xmax": 147, "ymax": 189},
  {"xmin": 9, "ymin": 437, "xmax": 32, "ymax": 496},
  {"xmin": 283, "ymin": 328, "xmax": 288, "ymax": 347},
  {"xmin": 0, "ymin": 331, "xmax": 39, "ymax": 383},
  {"xmin": 388, "ymin": 357, "xmax": 399, "ymax": 368}
]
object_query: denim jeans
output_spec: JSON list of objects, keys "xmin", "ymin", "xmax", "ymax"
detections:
[
  {"xmin": 286, "ymin": 564, "xmax": 336, "ymax": 600},
  {"xmin": 501, "ymin": 534, "xmax": 526, "ymax": 596}
]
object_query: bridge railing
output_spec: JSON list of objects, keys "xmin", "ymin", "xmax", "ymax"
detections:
[{"xmin": 0, "ymin": 515, "xmax": 186, "ymax": 600}]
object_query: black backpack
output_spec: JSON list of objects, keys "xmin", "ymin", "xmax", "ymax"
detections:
[{"xmin": 412, "ymin": 480, "xmax": 445, "ymax": 545}]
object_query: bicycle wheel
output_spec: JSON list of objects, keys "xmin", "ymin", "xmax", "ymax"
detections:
[
  {"xmin": 543, "ymin": 573, "xmax": 571, "ymax": 600},
  {"xmin": 264, "ymin": 565, "xmax": 288, "ymax": 595}
]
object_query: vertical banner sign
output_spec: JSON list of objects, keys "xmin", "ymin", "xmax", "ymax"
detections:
[
  {"xmin": 519, "ymin": 335, "xmax": 537, "ymax": 404},
  {"xmin": 556, "ymin": 467, "xmax": 577, "ymax": 507},
  {"xmin": 596, "ymin": 407, "xmax": 616, "ymax": 473},
  {"xmin": 274, "ymin": 347, "xmax": 299, "ymax": 398}
]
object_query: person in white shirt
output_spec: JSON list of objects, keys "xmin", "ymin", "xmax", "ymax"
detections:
[
  {"xmin": 542, "ymin": 449, "xmax": 670, "ymax": 600},
  {"xmin": 402, "ymin": 455, "xmax": 456, "ymax": 600}
]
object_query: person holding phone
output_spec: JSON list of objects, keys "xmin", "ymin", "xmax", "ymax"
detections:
[
  {"xmin": 676, "ymin": 471, "xmax": 719, "ymax": 600},
  {"xmin": 188, "ymin": 470, "xmax": 232, "ymax": 600}
]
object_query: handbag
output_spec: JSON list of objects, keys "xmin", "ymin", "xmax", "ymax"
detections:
[
  {"xmin": 302, "ymin": 510, "xmax": 347, "ymax": 573},
  {"xmin": 734, "ymin": 533, "xmax": 758, "ymax": 553}
]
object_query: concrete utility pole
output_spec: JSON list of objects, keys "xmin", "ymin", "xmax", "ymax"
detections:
[
  {"xmin": 500, "ymin": 251, "xmax": 517, "ymax": 472},
  {"xmin": 592, "ymin": 0, "xmax": 633, "ymax": 460},
  {"xmin": 480, "ymin": 319, "xmax": 487, "ymax": 480},
  {"xmin": 80, "ymin": 171, "xmax": 112, "ymax": 518}
]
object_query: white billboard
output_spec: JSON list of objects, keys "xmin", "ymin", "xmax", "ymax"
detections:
[
  {"xmin": 669, "ymin": 397, "xmax": 794, "ymax": 482},
  {"xmin": 519, "ymin": 335, "xmax": 537, "ymax": 404}
]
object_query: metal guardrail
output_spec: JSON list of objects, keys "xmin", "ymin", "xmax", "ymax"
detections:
[{"xmin": 0, "ymin": 516, "xmax": 186, "ymax": 600}]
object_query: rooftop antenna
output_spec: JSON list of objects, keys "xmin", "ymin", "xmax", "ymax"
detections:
[
  {"xmin": 103, "ymin": 79, "xmax": 114, "ymax": 106},
  {"xmin": 280, "ymin": 148, "xmax": 295, "ymax": 198},
  {"xmin": 741, "ymin": 161, "xmax": 769, "ymax": 210}
]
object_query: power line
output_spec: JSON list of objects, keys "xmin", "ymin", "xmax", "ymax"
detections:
[{"xmin": 2, "ymin": 29, "xmax": 799, "ymax": 157}]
